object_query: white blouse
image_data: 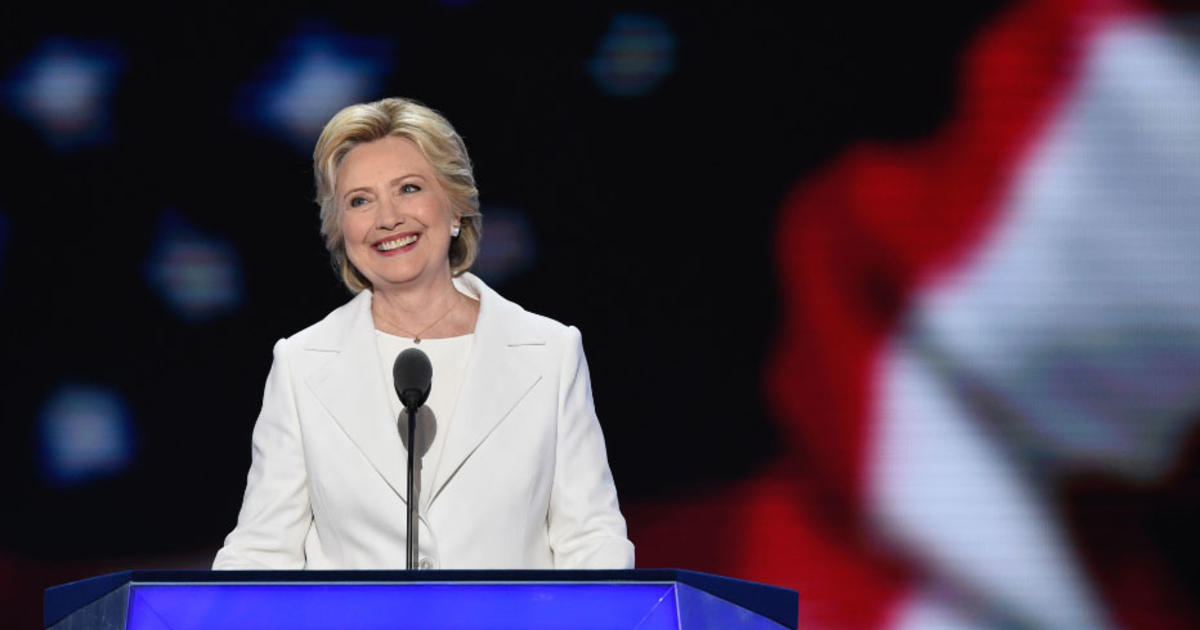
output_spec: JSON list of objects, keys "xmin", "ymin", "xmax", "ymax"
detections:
[{"xmin": 374, "ymin": 330, "xmax": 474, "ymax": 512}]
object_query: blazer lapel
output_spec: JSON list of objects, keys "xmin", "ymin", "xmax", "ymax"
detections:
[
  {"xmin": 305, "ymin": 291, "xmax": 410, "ymax": 504},
  {"xmin": 427, "ymin": 274, "xmax": 543, "ymax": 508}
]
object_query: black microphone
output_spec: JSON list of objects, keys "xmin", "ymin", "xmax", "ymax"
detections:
[{"xmin": 393, "ymin": 348, "xmax": 432, "ymax": 411}]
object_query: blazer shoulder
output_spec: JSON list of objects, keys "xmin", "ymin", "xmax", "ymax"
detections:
[
  {"xmin": 278, "ymin": 290, "xmax": 371, "ymax": 352},
  {"xmin": 486, "ymin": 289, "xmax": 582, "ymax": 348},
  {"xmin": 459, "ymin": 271, "xmax": 582, "ymax": 347},
  {"xmin": 516, "ymin": 305, "xmax": 576, "ymax": 337}
]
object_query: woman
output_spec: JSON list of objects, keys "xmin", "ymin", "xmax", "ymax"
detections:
[{"xmin": 213, "ymin": 98, "xmax": 634, "ymax": 570}]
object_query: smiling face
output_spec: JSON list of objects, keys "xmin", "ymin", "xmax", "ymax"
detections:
[{"xmin": 336, "ymin": 135, "xmax": 460, "ymax": 294}]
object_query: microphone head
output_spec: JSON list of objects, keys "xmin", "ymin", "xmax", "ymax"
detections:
[{"xmin": 393, "ymin": 348, "xmax": 432, "ymax": 410}]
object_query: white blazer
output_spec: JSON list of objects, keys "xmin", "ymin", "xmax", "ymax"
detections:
[{"xmin": 213, "ymin": 273, "xmax": 634, "ymax": 570}]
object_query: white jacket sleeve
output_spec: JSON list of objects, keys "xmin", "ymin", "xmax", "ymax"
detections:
[
  {"xmin": 547, "ymin": 326, "xmax": 636, "ymax": 569},
  {"xmin": 213, "ymin": 339, "xmax": 312, "ymax": 569}
]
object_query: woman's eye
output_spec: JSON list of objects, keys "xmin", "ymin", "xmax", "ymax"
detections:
[
  {"xmin": 348, "ymin": 196, "xmax": 369, "ymax": 208},
  {"xmin": 401, "ymin": 183, "xmax": 421, "ymax": 194}
]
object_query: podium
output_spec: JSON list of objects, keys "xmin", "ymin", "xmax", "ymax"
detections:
[{"xmin": 45, "ymin": 569, "xmax": 798, "ymax": 629}]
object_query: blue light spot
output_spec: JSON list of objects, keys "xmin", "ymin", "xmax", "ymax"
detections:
[
  {"xmin": 2, "ymin": 38, "xmax": 123, "ymax": 150},
  {"xmin": 236, "ymin": 25, "xmax": 394, "ymax": 149},
  {"xmin": 38, "ymin": 383, "xmax": 137, "ymax": 487},
  {"xmin": 589, "ymin": 13, "xmax": 676, "ymax": 98},
  {"xmin": 473, "ymin": 206, "xmax": 537, "ymax": 287},
  {"xmin": 145, "ymin": 210, "xmax": 244, "ymax": 322}
]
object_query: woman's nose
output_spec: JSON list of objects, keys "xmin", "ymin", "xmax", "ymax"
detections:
[{"xmin": 376, "ymin": 195, "xmax": 405, "ymax": 229}]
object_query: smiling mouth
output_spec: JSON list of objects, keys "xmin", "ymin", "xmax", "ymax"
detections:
[{"xmin": 376, "ymin": 234, "xmax": 418, "ymax": 252}]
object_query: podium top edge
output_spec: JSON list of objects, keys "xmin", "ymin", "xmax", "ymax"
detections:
[{"xmin": 46, "ymin": 569, "xmax": 798, "ymax": 629}]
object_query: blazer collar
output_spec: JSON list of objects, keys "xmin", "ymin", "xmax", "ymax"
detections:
[{"xmin": 302, "ymin": 273, "xmax": 544, "ymax": 508}]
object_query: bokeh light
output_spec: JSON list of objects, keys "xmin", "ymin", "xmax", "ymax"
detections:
[
  {"xmin": 145, "ymin": 210, "xmax": 244, "ymax": 322},
  {"xmin": 37, "ymin": 383, "xmax": 137, "ymax": 487},
  {"xmin": 236, "ymin": 25, "xmax": 393, "ymax": 149},
  {"xmin": 588, "ymin": 13, "xmax": 676, "ymax": 98},
  {"xmin": 2, "ymin": 37, "xmax": 123, "ymax": 149},
  {"xmin": 472, "ymin": 206, "xmax": 537, "ymax": 287}
]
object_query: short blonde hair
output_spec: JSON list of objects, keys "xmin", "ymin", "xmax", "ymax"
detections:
[{"xmin": 313, "ymin": 97, "xmax": 481, "ymax": 292}]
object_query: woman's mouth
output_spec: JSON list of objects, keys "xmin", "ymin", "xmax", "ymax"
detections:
[{"xmin": 375, "ymin": 234, "xmax": 418, "ymax": 252}]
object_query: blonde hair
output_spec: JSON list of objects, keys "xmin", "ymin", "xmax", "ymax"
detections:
[{"xmin": 313, "ymin": 97, "xmax": 481, "ymax": 292}]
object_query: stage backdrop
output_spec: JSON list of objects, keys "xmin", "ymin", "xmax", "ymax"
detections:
[{"xmin": 1, "ymin": 1, "xmax": 1197, "ymax": 629}]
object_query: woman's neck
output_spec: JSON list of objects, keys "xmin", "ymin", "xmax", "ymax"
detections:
[{"xmin": 370, "ymin": 274, "xmax": 477, "ymax": 339}]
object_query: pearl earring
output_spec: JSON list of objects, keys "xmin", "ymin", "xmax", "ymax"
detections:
[{"xmin": 451, "ymin": 225, "xmax": 461, "ymax": 238}]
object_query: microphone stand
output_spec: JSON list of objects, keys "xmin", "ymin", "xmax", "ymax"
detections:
[
  {"xmin": 405, "ymin": 405, "xmax": 419, "ymax": 570},
  {"xmin": 393, "ymin": 346, "xmax": 432, "ymax": 572}
]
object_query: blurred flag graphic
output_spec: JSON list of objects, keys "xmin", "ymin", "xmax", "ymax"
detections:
[{"xmin": 635, "ymin": 1, "xmax": 1200, "ymax": 628}]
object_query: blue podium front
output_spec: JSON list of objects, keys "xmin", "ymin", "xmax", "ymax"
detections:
[{"xmin": 45, "ymin": 569, "xmax": 798, "ymax": 629}]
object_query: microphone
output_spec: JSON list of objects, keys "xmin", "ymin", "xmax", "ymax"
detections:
[
  {"xmin": 392, "ymin": 347, "xmax": 431, "ymax": 570},
  {"xmin": 393, "ymin": 348, "xmax": 432, "ymax": 411}
]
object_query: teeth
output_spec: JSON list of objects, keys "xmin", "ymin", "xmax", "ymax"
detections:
[{"xmin": 377, "ymin": 234, "xmax": 418, "ymax": 251}]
